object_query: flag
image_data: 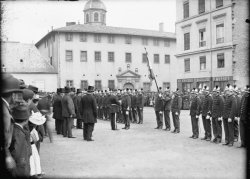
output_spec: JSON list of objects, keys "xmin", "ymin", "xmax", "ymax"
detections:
[{"xmin": 145, "ymin": 50, "xmax": 155, "ymax": 81}]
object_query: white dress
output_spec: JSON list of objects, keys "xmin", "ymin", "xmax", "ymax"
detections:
[{"xmin": 30, "ymin": 128, "xmax": 42, "ymax": 176}]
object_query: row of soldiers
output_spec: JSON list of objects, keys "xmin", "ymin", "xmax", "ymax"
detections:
[
  {"xmin": 153, "ymin": 84, "xmax": 249, "ymax": 148},
  {"xmin": 52, "ymin": 87, "xmax": 145, "ymax": 134}
]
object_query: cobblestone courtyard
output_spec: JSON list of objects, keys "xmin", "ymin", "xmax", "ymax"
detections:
[{"xmin": 40, "ymin": 107, "xmax": 246, "ymax": 178}]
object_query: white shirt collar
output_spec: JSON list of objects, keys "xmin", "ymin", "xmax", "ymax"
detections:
[{"xmin": 15, "ymin": 123, "xmax": 23, "ymax": 129}]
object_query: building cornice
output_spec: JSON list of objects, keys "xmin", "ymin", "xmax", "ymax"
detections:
[
  {"xmin": 9, "ymin": 72, "xmax": 58, "ymax": 74},
  {"xmin": 195, "ymin": 18, "xmax": 208, "ymax": 24},
  {"xmin": 175, "ymin": 4, "xmax": 232, "ymax": 25},
  {"xmin": 175, "ymin": 45, "xmax": 233, "ymax": 57}
]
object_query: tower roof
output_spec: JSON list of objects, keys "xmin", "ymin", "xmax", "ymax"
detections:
[{"xmin": 84, "ymin": 0, "xmax": 107, "ymax": 12}]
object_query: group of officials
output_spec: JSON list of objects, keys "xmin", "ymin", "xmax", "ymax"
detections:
[{"xmin": 153, "ymin": 84, "xmax": 249, "ymax": 148}]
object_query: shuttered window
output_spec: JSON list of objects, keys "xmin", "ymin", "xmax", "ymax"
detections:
[
  {"xmin": 165, "ymin": 55, "xmax": 170, "ymax": 64},
  {"xmin": 108, "ymin": 52, "xmax": 115, "ymax": 62},
  {"xmin": 81, "ymin": 80, "xmax": 88, "ymax": 90},
  {"xmin": 183, "ymin": 1, "xmax": 189, "ymax": 19},
  {"xmin": 217, "ymin": 53, "xmax": 225, "ymax": 68},
  {"xmin": 108, "ymin": 80, "xmax": 115, "ymax": 89},
  {"xmin": 184, "ymin": 33, "xmax": 190, "ymax": 50},
  {"xmin": 154, "ymin": 54, "xmax": 160, "ymax": 64},
  {"xmin": 66, "ymin": 50, "xmax": 73, "ymax": 61},
  {"xmin": 200, "ymin": 56, "xmax": 206, "ymax": 70},
  {"xmin": 95, "ymin": 80, "xmax": 102, "ymax": 90},
  {"xmin": 184, "ymin": 58, "xmax": 190, "ymax": 72},
  {"xmin": 198, "ymin": 0, "xmax": 205, "ymax": 14},
  {"xmin": 142, "ymin": 53, "xmax": 147, "ymax": 63},
  {"xmin": 95, "ymin": 51, "xmax": 101, "ymax": 62},
  {"xmin": 216, "ymin": 0, "xmax": 223, "ymax": 8}
]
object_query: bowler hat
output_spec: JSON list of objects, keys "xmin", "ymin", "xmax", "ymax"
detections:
[
  {"xmin": 60, "ymin": 88, "xmax": 65, "ymax": 93},
  {"xmin": 2, "ymin": 73, "xmax": 22, "ymax": 94},
  {"xmin": 76, "ymin": 89, "xmax": 82, "ymax": 94},
  {"xmin": 56, "ymin": 88, "xmax": 62, "ymax": 93},
  {"xmin": 71, "ymin": 87, "xmax": 76, "ymax": 93},
  {"xmin": 23, "ymin": 89, "xmax": 35, "ymax": 101},
  {"xmin": 64, "ymin": 86, "xmax": 71, "ymax": 93},
  {"xmin": 28, "ymin": 85, "xmax": 38, "ymax": 94},
  {"xmin": 12, "ymin": 104, "xmax": 30, "ymax": 121},
  {"xmin": 87, "ymin": 86, "xmax": 95, "ymax": 92}
]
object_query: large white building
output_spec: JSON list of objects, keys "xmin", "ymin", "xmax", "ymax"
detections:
[
  {"xmin": 35, "ymin": 0, "xmax": 177, "ymax": 91},
  {"xmin": 175, "ymin": 0, "xmax": 249, "ymax": 92}
]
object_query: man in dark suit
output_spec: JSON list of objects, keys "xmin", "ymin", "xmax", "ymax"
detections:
[
  {"xmin": 189, "ymin": 88, "xmax": 201, "ymax": 139},
  {"xmin": 75, "ymin": 89, "xmax": 83, "ymax": 129},
  {"xmin": 171, "ymin": 88, "xmax": 182, "ymax": 133},
  {"xmin": 121, "ymin": 88, "xmax": 131, "ymax": 130},
  {"xmin": 108, "ymin": 89, "xmax": 120, "ymax": 130},
  {"xmin": 80, "ymin": 86, "xmax": 97, "ymax": 141},
  {"xmin": 136, "ymin": 88, "xmax": 145, "ymax": 124},
  {"xmin": 62, "ymin": 86, "xmax": 76, "ymax": 138},
  {"xmin": 163, "ymin": 87, "xmax": 172, "ymax": 130},
  {"xmin": 154, "ymin": 87, "xmax": 164, "ymax": 129},
  {"xmin": 53, "ymin": 88, "xmax": 63, "ymax": 134},
  {"xmin": 131, "ymin": 90, "xmax": 138, "ymax": 123}
]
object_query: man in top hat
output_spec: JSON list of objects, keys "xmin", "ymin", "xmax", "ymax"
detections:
[
  {"xmin": 222, "ymin": 85, "xmax": 237, "ymax": 146},
  {"xmin": 171, "ymin": 88, "xmax": 182, "ymax": 133},
  {"xmin": 238, "ymin": 85, "xmax": 249, "ymax": 148},
  {"xmin": 61, "ymin": 86, "xmax": 76, "ymax": 138},
  {"xmin": 211, "ymin": 86, "xmax": 224, "ymax": 143},
  {"xmin": 154, "ymin": 87, "xmax": 164, "ymax": 129},
  {"xmin": 53, "ymin": 88, "xmax": 63, "ymax": 134},
  {"xmin": 232, "ymin": 85, "xmax": 241, "ymax": 142},
  {"xmin": 136, "ymin": 88, "xmax": 145, "ymax": 124},
  {"xmin": 80, "ymin": 86, "xmax": 97, "ymax": 141},
  {"xmin": 1, "ymin": 73, "xmax": 23, "ymax": 176},
  {"xmin": 74, "ymin": 89, "xmax": 83, "ymax": 129},
  {"xmin": 200, "ymin": 86, "xmax": 213, "ymax": 141},
  {"xmin": 189, "ymin": 88, "xmax": 201, "ymax": 139},
  {"xmin": 163, "ymin": 87, "xmax": 172, "ymax": 130},
  {"xmin": 108, "ymin": 89, "xmax": 120, "ymax": 130},
  {"xmin": 121, "ymin": 88, "xmax": 131, "ymax": 130}
]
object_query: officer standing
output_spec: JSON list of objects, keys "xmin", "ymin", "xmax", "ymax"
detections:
[
  {"xmin": 163, "ymin": 87, "xmax": 172, "ymax": 131},
  {"xmin": 136, "ymin": 88, "xmax": 145, "ymax": 124},
  {"xmin": 131, "ymin": 90, "xmax": 138, "ymax": 123},
  {"xmin": 108, "ymin": 89, "xmax": 120, "ymax": 130},
  {"xmin": 200, "ymin": 86, "xmax": 213, "ymax": 141},
  {"xmin": 233, "ymin": 85, "xmax": 241, "ymax": 142},
  {"xmin": 154, "ymin": 87, "xmax": 164, "ymax": 129},
  {"xmin": 189, "ymin": 88, "xmax": 201, "ymax": 139},
  {"xmin": 171, "ymin": 88, "xmax": 182, "ymax": 133},
  {"xmin": 222, "ymin": 85, "xmax": 237, "ymax": 146},
  {"xmin": 121, "ymin": 89, "xmax": 131, "ymax": 130},
  {"xmin": 211, "ymin": 86, "xmax": 224, "ymax": 143},
  {"xmin": 53, "ymin": 88, "xmax": 63, "ymax": 134}
]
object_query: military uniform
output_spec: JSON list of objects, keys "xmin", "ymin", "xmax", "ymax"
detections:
[
  {"xmin": 189, "ymin": 92, "xmax": 201, "ymax": 138},
  {"xmin": 136, "ymin": 91, "xmax": 145, "ymax": 124},
  {"xmin": 154, "ymin": 92, "xmax": 164, "ymax": 129},
  {"xmin": 131, "ymin": 93, "xmax": 138, "ymax": 123},
  {"xmin": 121, "ymin": 92, "xmax": 131, "ymax": 130},
  {"xmin": 234, "ymin": 94, "xmax": 241, "ymax": 141},
  {"xmin": 163, "ymin": 92, "xmax": 172, "ymax": 130},
  {"xmin": 108, "ymin": 92, "xmax": 120, "ymax": 130},
  {"xmin": 171, "ymin": 91, "xmax": 182, "ymax": 133}
]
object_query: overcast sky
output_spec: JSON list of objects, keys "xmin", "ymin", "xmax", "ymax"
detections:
[{"xmin": 2, "ymin": 0, "xmax": 176, "ymax": 44}]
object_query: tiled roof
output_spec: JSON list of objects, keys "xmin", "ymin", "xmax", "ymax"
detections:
[
  {"xmin": 1, "ymin": 41, "xmax": 57, "ymax": 74},
  {"xmin": 54, "ymin": 24, "xmax": 176, "ymax": 39}
]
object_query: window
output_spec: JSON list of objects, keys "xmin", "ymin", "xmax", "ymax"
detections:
[
  {"xmin": 108, "ymin": 35, "xmax": 115, "ymax": 43},
  {"xmin": 108, "ymin": 80, "xmax": 115, "ymax": 89},
  {"xmin": 200, "ymin": 56, "xmax": 206, "ymax": 70},
  {"xmin": 184, "ymin": 33, "xmax": 190, "ymax": 50},
  {"xmin": 50, "ymin": 57, "xmax": 52, "ymax": 65},
  {"xmin": 163, "ymin": 82, "xmax": 171, "ymax": 90},
  {"xmin": 198, "ymin": 0, "xmax": 205, "ymax": 14},
  {"xmin": 80, "ymin": 51, "xmax": 87, "ymax": 62},
  {"xmin": 142, "ymin": 38, "xmax": 148, "ymax": 45},
  {"xmin": 66, "ymin": 50, "xmax": 73, "ymax": 61},
  {"xmin": 125, "ymin": 53, "xmax": 132, "ymax": 63},
  {"xmin": 216, "ymin": 23, "xmax": 224, "ymax": 44},
  {"xmin": 81, "ymin": 80, "xmax": 88, "ymax": 90},
  {"xmin": 95, "ymin": 80, "xmax": 102, "ymax": 90},
  {"xmin": 135, "ymin": 68, "xmax": 138, "ymax": 73},
  {"xmin": 182, "ymin": 82, "xmax": 192, "ymax": 92},
  {"xmin": 94, "ymin": 12, "xmax": 99, "ymax": 22},
  {"xmin": 142, "ymin": 53, "xmax": 147, "ymax": 63},
  {"xmin": 199, "ymin": 28, "xmax": 206, "ymax": 47},
  {"xmin": 153, "ymin": 38, "xmax": 159, "ymax": 46},
  {"xmin": 94, "ymin": 34, "xmax": 101, "ymax": 43},
  {"xmin": 165, "ymin": 55, "xmax": 170, "ymax": 64},
  {"xmin": 184, "ymin": 58, "xmax": 190, "ymax": 72},
  {"xmin": 164, "ymin": 39, "xmax": 170, "ymax": 47},
  {"xmin": 154, "ymin": 54, "xmax": 160, "ymax": 64},
  {"xmin": 183, "ymin": 1, "xmax": 189, "ymax": 19},
  {"xmin": 143, "ymin": 82, "xmax": 151, "ymax": 92},
  {"xmin": 66, "ymin": 80, "xmax": 73, "ymax": 87},
  {"xmin": 216, "ymin": 0, "xmax": 223, "ymax": 8},
  {"xmin": 217, "ymin": 53, "xmax": 225, "ymax": 68},
  {"xmin": 95, "ymin": 51, "xmax": 101, "ymax": 62},
  {"xmin": 65, "ymin": 33, "xmax": 72, "ymax": 41},
  {"xmin": 80, "ymin": 33, "xmax": 87, "ymax": 42},
  {"xmin": 108, "ymin": 52, "xmax": 115, "ymax": 62},
  {"xmin": 125, "ymin": 36, "xmax": 132, "ymax": 44},
  {"xmin": 86, "ymin": 14, "xmax": 90, "ymax": 23}
]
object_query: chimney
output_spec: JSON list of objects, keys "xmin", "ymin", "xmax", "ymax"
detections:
[
  {"xmin": 66, "ymin": 22, "xmax": 76, "ymax": 26},
  {"xmin": 159, "ymin": 22, "xmax": 164, "ymax": 32}
]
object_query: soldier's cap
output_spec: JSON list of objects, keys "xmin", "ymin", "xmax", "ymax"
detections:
[
  {"xmin": 57, "ymin": 88, "xmax": 62, "ymax": 93},
  {"xmin": 159, "ymin": 87, "xmax": 162, "ymax": 90},
  {"xmin": 28, "ymin": 85, "xmax": 39, "ymax": 94},
  {"xmin": 203, "ymin": 86, "xmax": 209, "ymax": 92},
  {"xmin": 233, "ymin": 85, "xmax": 239, "ymax": 93},
  {"xmin": 165, "ymin": 87, "xmax": 170, "ymax": 92},
  {"xmin": 213, "ymin": 85, "xmax": 220, "ymax": 92},
  {"xmin": 64, "ymin": 86, "xmax": 71, "ymax": 93}
]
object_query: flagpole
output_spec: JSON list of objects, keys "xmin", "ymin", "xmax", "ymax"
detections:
[{"xmin": 144, "ymin": 47, "xmax": 159, "ymax": 93}]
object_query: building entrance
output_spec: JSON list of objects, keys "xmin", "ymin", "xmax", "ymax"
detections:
[{"xmin": 123, "ymin": 83, "xmax": 134, "ymax": 90}]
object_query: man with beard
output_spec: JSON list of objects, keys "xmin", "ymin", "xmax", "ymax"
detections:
[{"xmin": 80, "ymin": 86, "xmax": 97, "ymax": 141}]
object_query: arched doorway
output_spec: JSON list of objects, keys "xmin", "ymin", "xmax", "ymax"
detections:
[{"xmin": 123, "ymin": 83, "xmax": 134, "ymax": 90}]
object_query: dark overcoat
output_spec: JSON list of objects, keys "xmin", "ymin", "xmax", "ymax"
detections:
[
  {"xmin": 62, "ymin": 94, "xmax": 75, "ymax": 118},
  {"xmin": 108, "ymin": 95, "xmax": 120, "ymax": 113},
  {"xmin": 190, "ymin": 95, "xmax": 201, "ymax": 116},
  {"xmin": 154, "ymin": 94, "xmax": 164, "ymax": 111},
  {"xmin": 136, "ymin": 94, "xmax": 145, "ymax": 108},
  {"xmin": 80, "ymin": 93, "xmax": 97, "ymax": 123},
  {"xmin": 211, "ymin": 95, "xmax": 224, "ymax": 118},
  {"xmin": 223, "ymin": 94, "xmax": 237, "ymax": 119},
  {"xmin": 171, "ymin": 95, "xmax": 182, "ymax": 113},
  {"xmin": 52, "ymin": 94, "xmax": 62, "ymax": 120}
]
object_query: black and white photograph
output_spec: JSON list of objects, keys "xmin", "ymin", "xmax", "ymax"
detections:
[{"xmin": 1, "ymin": 0, "xmax": 249, "ymax": 178}]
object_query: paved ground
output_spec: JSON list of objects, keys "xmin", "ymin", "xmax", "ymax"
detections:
[{"xmin": 40, "ymin": 107, "xmax": 246, "ymax": 179}]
